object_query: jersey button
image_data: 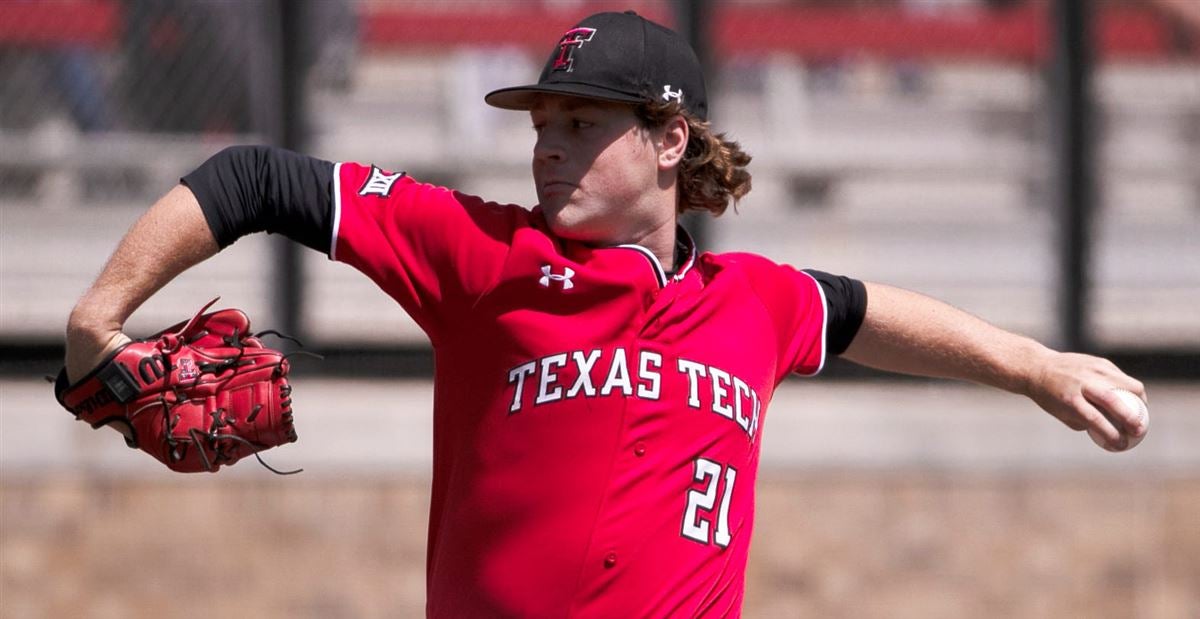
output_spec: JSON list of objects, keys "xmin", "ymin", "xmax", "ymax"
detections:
[
  {"xmin": 604, "ymin": 552, "xmax": 618, "ymax": 568},
  {"xmin": 633, "ymin": 442, "xmax": 646, "ymax": 457}
]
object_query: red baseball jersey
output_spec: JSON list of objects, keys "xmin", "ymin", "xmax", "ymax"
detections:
[{"xmin": 332, "ymin": 162, "xmax": 832, "ymax": 617}]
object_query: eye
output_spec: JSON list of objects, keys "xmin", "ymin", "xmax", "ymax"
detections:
[
  {"xmin": 531, "ymin": 122, "xmax": 545, "ymax": 134},
  {"xmin": 572, "ymin": 118, "xmax": 594, "ymax": 130}
]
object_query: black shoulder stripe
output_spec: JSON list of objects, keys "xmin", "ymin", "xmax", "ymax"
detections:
[{"xmin": 802, "ymin": 269, "xmax": 867, "ymax": 356}]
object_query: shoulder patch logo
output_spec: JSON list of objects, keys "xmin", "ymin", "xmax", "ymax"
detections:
[{"xmin": 358, "ymin": 166, "xmax": 405, "ymax": 197}]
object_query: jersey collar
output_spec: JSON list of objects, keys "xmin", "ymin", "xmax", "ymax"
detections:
[
  {"xmin": 615, "ymin": 225, "xmax": 697, "ymax": 288},
  {"xmin": 533, "ymin": 207, "xmax": 699, "ymax": 290}
]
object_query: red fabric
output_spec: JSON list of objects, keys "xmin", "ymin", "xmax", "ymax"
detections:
[{"xmin": 333, "ymin": 162, "xmax": 827, "ymax": 618}]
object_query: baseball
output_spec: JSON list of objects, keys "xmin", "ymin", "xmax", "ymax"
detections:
[{"xmin": 1088, "ymin": 388, "xmax": 1148, "ymax": 451}]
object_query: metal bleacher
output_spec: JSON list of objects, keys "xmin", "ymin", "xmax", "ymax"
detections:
[
  {"xmin": 1, "ymin": 18, "xmax": 1197, "ymax": 351},
  {"xmin": 297, "ymin": 55, "xmax": 1200, "ymax": 348}
]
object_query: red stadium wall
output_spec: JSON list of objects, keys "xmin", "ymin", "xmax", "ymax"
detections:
[{"xmin": 2, "ymin": 0, "xmax": 1193, "ymax": 61}]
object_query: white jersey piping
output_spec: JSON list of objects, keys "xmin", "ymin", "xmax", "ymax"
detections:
[
  {"xmin": 329, "ymin": 162, "xmax": 343, "ymax": 261},
  {"xmin": 616, "ymin": 244, "xmax": 668, "ymax": 287},
  {"xmin": 673, "ymin": 227, "xmax": 698, "ymax": 281},
  {"xmin": 795, "ymin": 269, "xmax": 829, "ymax": 377},
  {"xmin": 615, "ymin": 225, "xmax": 697, "ymax": 289}
]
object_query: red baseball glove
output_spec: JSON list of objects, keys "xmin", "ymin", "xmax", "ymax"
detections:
[{"xmin": 54, "ymin": 299, "xmax": 303, "ymax": 474}]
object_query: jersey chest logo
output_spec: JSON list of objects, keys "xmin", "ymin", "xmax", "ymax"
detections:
[
  {"xmin": 539, "ymin": 265, "xmax": 575, "ymax": 290},
  {"xmin": 358, "ymin": 166, "xmax": 405, "ymax": 197}
]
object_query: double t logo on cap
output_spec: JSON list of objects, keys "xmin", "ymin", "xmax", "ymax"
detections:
[
  {"xmin": 552, "ymin": 27, "xmax": 597, "ymax": 73},
  {"xmin": 484, "ymin": 11, "xmax": 709, "ymax": 121}
]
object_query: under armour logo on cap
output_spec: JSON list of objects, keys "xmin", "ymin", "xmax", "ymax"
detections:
[
  {"xmin": 662, "ymin": 85, "xmax": 683, "ymax": 103},
  {"xmin": 539, "ymin": 265, "xmax": 575, "ymax": 290},
  {"xmin": 552, "ymin": 27, "xmax": 596, "ymax": 73}
]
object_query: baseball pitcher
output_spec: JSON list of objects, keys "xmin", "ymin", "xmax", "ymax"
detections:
[{"xmin": 58, "ymin": 11, "xmax": 1148, "ymax": 617}]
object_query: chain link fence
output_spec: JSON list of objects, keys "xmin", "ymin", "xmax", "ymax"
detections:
[
  {"xmin": 2, "ymin": 0, "xmax": 1195, "ymax": 352},
  {"xmin": 0, "ymin": 0, "xmax": 357, "ymax": 338}
]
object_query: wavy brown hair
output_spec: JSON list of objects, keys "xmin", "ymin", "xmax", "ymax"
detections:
[{"xmin": 635, "ymin": 100, "xmax": 752, "ymax": 216}]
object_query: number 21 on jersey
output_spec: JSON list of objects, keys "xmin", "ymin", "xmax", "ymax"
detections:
[{"xmin": 681, "ymin": 457, "xmax": 737, "ymax": 547}]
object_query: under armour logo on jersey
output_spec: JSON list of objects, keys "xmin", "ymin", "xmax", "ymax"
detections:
[
  {"xmin": 358, "ymin": 166, "xmax": 405, "ymax": 197},
  {"xmin": 552, "ymin": 27, "xmax": 596, "ymax": 72},
  {"xmin": 662, "ymin": 85, "xmax": 683, "ymax": 103},
  {"xmin": 539, "ymin": 265, "xmax": 575, "ymax": 290}
]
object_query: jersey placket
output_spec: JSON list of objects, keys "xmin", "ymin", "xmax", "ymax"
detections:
[{"xmin": 566, "ymin": 271, "xmax": 697, "ymax": 617}]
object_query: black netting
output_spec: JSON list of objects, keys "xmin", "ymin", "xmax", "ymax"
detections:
[{"xmin": 0, "ymin": 0, "xmax": 1195, "ymax": 348}]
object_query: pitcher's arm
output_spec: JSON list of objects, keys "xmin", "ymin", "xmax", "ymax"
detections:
[
  {"xmin": 66, "ymin": 186, "xmax": 217, "ymax": 381},
  {"xmin": 841, "ymin": 282, "xmax": 1147, "ymax": 450}
]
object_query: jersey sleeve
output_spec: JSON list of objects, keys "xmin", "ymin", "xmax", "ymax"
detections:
[
  {"xmin": 331, "ymin": 162, "xmax": 525, "ymax": 344},
  {"xmin": 181, "ymin": 145, "xmax": 336, "ymax": 252},
  {"xmin": 734, "ymin": 254, "xmax": 866, "ymax": 381},
  {"xmin": 802, "ymin": 269, "xmax": 867, "ymax": 357}
]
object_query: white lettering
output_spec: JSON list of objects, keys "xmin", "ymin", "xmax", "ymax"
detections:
[
  {"xmin": 509, "ymin": 351, "xmax": 761, "ymax": 443},
  {"xmin": 749, "ymin": 389, "xmax": 761, "ymax": 440},
  {"xmin": 714, "ymin": 465, "xmax": 737, "ymax": 548},
  {"xmin": 682, "ymin": 458, "xmax": 721, "ymax": 544},
  {"xmin": 507, "ymin": 361, "xmax": 537, "ymax": 413},
  {"xmin": 677, "ymin": 359, "xmax": 708, "ymax": 408},
  {"xmin": 535, "ymin": 354, "xmax": 568, "ymax": 405},
  {"xmin": 567, "ymin": 349, "xmax": 601, "ymax": 398},
  {"xmin": 601, "ymin": 348, "xmax": 633, "ymax": 396},
  {"xmin": 710, "ymin": 367, "xmax": 733, "ymax": 420},
  {"xmin": 733, "ymin": 376, "xmax": 751, "ymax": 433},
  {"xmin": 637, "ymin": 351, "xmax": 662, "ymax": 399}
]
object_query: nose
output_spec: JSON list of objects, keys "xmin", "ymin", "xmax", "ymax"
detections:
[{"xmin": 533, "ymin": 127, "xmax": 565, "ymax": 164}]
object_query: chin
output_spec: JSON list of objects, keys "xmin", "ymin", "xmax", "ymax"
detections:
[
  {"xmin": 545, "ymin": 216, "xmax": 591, "ymax": 242},
  {"xmin": 542, "ymin": 207, "xmax": 605, "ymax": 244}
]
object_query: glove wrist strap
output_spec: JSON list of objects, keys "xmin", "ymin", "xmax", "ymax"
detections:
[{"xmin": 96, "ymin": 361, "xmax": 140, "ymax": 404}]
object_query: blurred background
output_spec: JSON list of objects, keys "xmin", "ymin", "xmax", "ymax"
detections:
[{"xmin": 1, "ymin": 0, "xmax": 1197, "ymax": 617}]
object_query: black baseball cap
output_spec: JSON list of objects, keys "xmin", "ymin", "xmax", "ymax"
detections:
[{"xmin": 485, "ymin": 11, "xmax": 708, "ymax": 120}]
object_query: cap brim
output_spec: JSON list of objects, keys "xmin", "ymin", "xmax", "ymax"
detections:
[{"xmin": 485, "ymin": 82, "xmax": 646, "ymax": 111}]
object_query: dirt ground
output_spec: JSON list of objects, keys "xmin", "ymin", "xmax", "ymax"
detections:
[{"xmin": 1, "ymin": 472, "xmax": 1197, "ymax": 619}]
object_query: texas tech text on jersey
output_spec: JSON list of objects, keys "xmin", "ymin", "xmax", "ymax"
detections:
[{"xmin": 506, "ymin": 347, "xmax": 763, "ymax": 443}]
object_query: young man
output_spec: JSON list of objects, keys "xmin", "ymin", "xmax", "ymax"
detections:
[{"xmin": 63, "ymin": 11, "xmax": 1146, "ymax": 618}]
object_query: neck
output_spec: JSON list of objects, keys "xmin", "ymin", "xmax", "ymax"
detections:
[
  {"xmin": 626, "ymin": 180, "xmax": 680, "ymax": 269},
  {"xmin": 625, "ymin": 217, "xmax": 678, "ymax": 272}
]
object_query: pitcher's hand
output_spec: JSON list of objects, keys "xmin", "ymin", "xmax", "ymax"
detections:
[{"xmin": 1024, "ymin": 351, "xmax": 1148, "ymax": 451}]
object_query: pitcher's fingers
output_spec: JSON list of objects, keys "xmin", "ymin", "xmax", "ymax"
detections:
[
  {"xmin": 1075, "ymin": 395, "xmax": 1122, "ymax": 446},
  {"xmin": 1083, "ymin": 384, "xmax": 1148, "ymax": 438},
  {"xmin": 1096, "ymin": 363, "xmax": 1146, "ymax": 402}
]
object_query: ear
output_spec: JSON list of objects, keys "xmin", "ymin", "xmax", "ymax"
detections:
[{"xmin": 656, "ymin": 115, "xmax": 689, "ymax": 171}]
